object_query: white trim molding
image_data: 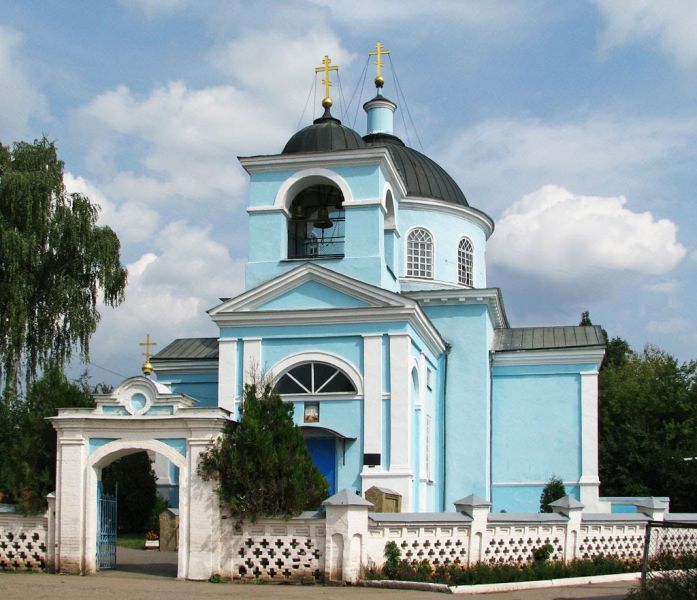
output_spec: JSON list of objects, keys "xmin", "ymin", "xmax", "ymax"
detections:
[
  {"xmin": 239, "ymin": 147, "xmax": 409, "ymax": 199},
  {"xmin": 492, "ymin": 347, "xmax": 606, "ymax": 367},
  {"xmin": 400, "ymin": 197, "xmax": 494, "ymax": 239}
]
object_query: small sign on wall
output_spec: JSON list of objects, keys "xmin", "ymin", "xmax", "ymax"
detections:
[{"xmin": 304, "ymin": 401, "xmax": 319, "ymax": 423}]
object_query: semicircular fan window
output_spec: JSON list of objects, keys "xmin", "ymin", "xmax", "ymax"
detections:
[{"xmin": 273, "ymin": 362, "xmax": 356, "ymax": 395}]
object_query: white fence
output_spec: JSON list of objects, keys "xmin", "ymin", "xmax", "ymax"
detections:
[{"xmin": 5, "ymin": 490, "xmax": 697, "ymax": 582}]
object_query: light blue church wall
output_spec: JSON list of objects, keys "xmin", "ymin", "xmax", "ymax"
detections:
[
  {"xmin": 398, "ymin": 209, "xmax": 487, "ymax": 286},
  {"xmin": 245, "ymin": 163, "xmax": 400, "ymax": 290},
  {"xmin": 246, "ymin": 169, "xmax": 296, "ymax": 207},
  {"xmin": 257, "ymin": 280, "xmax": 371, "ymax": 310},
  {"xmin": 157, "ymin": 371, "xmax": 218, "ymax": 407},
  {"xmin": 261, "ymin": 336, "xmax": 363, "ymax": 375},
  {"xmin": 491, "ymin": 365, "xmax": 585, "ymax": 512},
  {"xmin": 290, "ymin": 398, "xmax": 363, "ymax": 493},
  {"xmin": 419, "ymin": 303, "xmax": 491, "ymax": 508}
]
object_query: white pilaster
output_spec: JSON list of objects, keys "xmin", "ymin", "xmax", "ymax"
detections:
[
  {"xmin": 217, "ymin": 338, "xmax": 238, "ymax": 412},
  {"xmin": 362, "ymin": 334, "xmax": 382, "ymax": 458},
  {"xmin": 242, "ymin": 337, "xmax": 262, "ymax": 384},
  {"xmin": 184, "ymin": 438, "xmax": 221, "ymax": 580},
  {"xmin": 387, "ymin": 333, "xmax": 413, "ymax": 509},
  {"xmin": 55, "ymin": 437, "xmax": 87, "ymax": 574},
  {"xmin": 579, "ymin": 370, "xmax": 600, "ymax": 510}
]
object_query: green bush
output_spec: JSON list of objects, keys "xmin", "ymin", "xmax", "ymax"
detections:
[
  {"xmin": 627, "ymin": 570, "xmax": 697, "ymax": 599},
  {"xmin": 365, "ymin": 542, "xmax": 642, "ymax": 586},
  {"xmin": 540, "ymin": 474, "xmax": 566, "ymax": 512}
]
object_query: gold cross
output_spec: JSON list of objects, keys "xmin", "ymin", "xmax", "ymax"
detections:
[
  {"xmin": 139, "ymin": 334, "xmax": 157, "ymax": 362},
  {"xmin": 369, "ymin": 41, "xmax": 390, "ymax": 87},
  {"xmin": 315, "ymin": 55, "xmax": 339, "ymax": 108}
]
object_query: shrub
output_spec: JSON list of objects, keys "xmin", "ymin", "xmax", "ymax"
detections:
[
  {"xmin": 198, "ymin": 383, "xmax": 328, "ymax": 522},
  {"xmin": 627, "ymin": 570, "xmax": 697, "ymax": 599},
  {"xmin": 540, "ymin": 474, "xmax": 566, "ymax": 512},
  {"xmin": 368, "ymin": 542, "xmax": 641, "ymax": 586}
]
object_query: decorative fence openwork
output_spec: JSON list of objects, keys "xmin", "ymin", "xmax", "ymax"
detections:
[
  {"xmin": 0, "ymin": 513, "xmax": 49, "ymax": 571},
  {"xmin": 4, "ymin": 491, "xmax": 697, "ymax": 583}
]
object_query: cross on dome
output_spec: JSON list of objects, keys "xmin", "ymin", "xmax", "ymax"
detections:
[
  {"xmin": 368, "ymin": 41, "xmax": 390, "ymax": 88},
  {"xmin": 315, "ymin": 55, "xmax": 339, "ymax": 109}
]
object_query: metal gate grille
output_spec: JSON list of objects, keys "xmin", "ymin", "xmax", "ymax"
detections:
[
  {"xmin": 96, "ymin": 481, "xmax": 117, "ymax": 569},
  {"xmin": 641, "ymin": 520, "xmax": 697, "ymax": 589}
]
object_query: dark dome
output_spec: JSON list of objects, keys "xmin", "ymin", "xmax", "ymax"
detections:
[
  {"xmin": 283, "ymin": 109, "xmax": 367, "ymax": 154},
  {"xmin": 364, "ymin": 133, "xmax": 468, "ymax": 207}
]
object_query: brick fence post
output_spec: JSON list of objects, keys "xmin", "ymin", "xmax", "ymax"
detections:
[{"xmin": 323, "ymin": 490, "xmax": 372, "ymax": 582}]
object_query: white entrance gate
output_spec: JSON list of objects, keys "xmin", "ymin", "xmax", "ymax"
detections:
[{"xmin": 50, "ymin": 376, "xmax": 228, "ymax": 579}]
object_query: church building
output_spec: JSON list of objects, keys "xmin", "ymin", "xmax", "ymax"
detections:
[{"xmin": 149, "ymin": 48, "xmax": 606, "ymax": 514}]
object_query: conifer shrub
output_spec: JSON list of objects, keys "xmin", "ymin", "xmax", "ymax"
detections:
[
  {"xmin": 539, "ymin": 474, "xmax": 566, "ymax": 512},
  {"xmin": 198, "ymin": 383, "xmax": 328, "ymax": 522}
]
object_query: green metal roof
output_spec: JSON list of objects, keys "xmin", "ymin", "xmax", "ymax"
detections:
[
  {"xmin": 493, "ymin": 325, "xmax": 605, "ymax": 352},
  {"xmin": 153, "ymin": 337, "xmax": 218, "ymax": 360}
]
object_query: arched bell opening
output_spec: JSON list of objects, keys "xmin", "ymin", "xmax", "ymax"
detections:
[{"xmin": 287, "ymin": 183, "xmax": 345, "ymax": 259}]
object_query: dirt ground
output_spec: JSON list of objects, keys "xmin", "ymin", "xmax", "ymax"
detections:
[{"xmin": 1, "ymin": 548, "xmax": 638, "ymax": 600}]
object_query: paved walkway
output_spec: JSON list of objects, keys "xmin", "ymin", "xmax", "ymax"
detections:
[{"xmin": 1, "ymin": 548, "xmax": 637, "ymax": 599}]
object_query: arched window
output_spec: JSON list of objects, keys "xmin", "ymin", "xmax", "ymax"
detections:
[
  {"xmin": 288, "ymin": 184, "xmax": 345, "ymax": 259},
  {"xmin": 458, "ymin": 237, "xmax": 473, "ymax": 287},
  {"xmin": 406, "ymin": 228, "xmax": 433, "ymax": 278},
  {"xmin": 273, "ymin": 362, "xmax": 357, "ymax": 395}
]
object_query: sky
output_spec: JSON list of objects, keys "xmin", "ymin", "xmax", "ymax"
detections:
[{"xmin": 1, "ymin": 0, "xmax": 696, "ymax": 385}]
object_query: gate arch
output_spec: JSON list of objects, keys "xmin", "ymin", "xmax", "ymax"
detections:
[{"xmin": 51, "ymin": 376, "xmax": 228, "ymax": 579}]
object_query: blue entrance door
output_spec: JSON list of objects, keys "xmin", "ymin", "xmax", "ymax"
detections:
[{"xmin": 306, "ymin": 438, "xmax": 336, "ymax": 495}]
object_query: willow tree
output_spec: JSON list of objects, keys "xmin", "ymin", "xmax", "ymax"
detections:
[{"xmin": 0, "ymin": 138, "xmax": 127, "ymax": 396}]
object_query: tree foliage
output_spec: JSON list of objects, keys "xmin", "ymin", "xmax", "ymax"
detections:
[
  {"xmin": 0, "ymin": 137, "xmax": 127, "ymax": 395},
  {"xmin": 102, "ymin": 452, "xmax": 159, "ymax": 533},
  {"xmin": 198, "ymin": 383, "xmax": 329, "ymax": 522},
  {"xmin": 539, "ymin": 475, "xmax": 566, "ymax": 513},
  {"xmin": 0, "ymin": 365, "xmax": 94, "ymax": 512},
  {"xmin": 599, "ymin": 344, "xmax": 697, "ymax": 511}
]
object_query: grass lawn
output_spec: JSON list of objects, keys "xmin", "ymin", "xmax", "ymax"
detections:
[{"xmin": 117, "ymin": 532, "xmax": 145, "ymax": 550}]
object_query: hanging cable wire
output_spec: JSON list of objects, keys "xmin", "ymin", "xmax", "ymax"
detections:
[
  {"xmin": 88, "ymin": 362, "xmax": 129, "ymax": 380},
  {"xmin": 345, "ymin": 55, "xmax": 371, "ymax": 129},
  {"xmin": 296, "ymin": 75, "xmax": 318, "ymax": 130},
  {"xmin": 336, "ymin": 71, "xmax": 349, "ymax": 121},
  {"xmin": 388, "ymin": 54, "xmax": 425, "ymax": 153}
]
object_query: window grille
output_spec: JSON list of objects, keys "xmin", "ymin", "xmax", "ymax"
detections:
[
  {"xmin": 407, "ymin": 228, "xmax": 433, "ymax": 278},
  {"xmin": 458, "ymin": 237, "xmax": 473, "ymax": 286},
  {"xmin": 273, "ymin": 362, "xmax": 356, "ymax": 395}
]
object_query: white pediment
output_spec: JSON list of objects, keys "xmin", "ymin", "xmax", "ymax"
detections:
[
  {"xmin": 93, "ymin": 376, "xmax": 196, "ymax": 416},
  {"xmin": 208, "ymin": 263, "xmax": 414, "ymax": 316}
]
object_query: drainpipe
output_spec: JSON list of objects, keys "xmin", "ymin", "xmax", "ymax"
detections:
[{"xmin": 441, "ymin": 344, "xmax": 451, "ymax": 512}]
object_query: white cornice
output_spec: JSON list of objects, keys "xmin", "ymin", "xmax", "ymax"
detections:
[
  {"xmin": 211, "ymin": 305, "xmax": 446, "ymax": 357},
  {"xmin": 239, "ymin": 148, "xmax": 408, "ymax": 198},
  {"xmin": 400, "ymin": 197, "xmax": 495, "ymax": 239},
  {"xmin": 492, "ymin": 347, "xmax": 606, "ymax": 367},
  {"xmin": 208, "ymin": 262, "xmax": 410, "ymax": 313},
  {"xmin": 405, "ymin": 287, "xmax": 509, "ymax": 329}
]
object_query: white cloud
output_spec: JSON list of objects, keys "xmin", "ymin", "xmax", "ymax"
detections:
[
  {"xmin": 64, "ymin": 172, "xmax": 160, "ymax": 244},
  {"xmin": 310, "ymin": 0, "xmax": 538, "ymax": 29},
  {"xmin": 489, "ymin": 185, "xmax": 686, "ymax": 284},
  {"xmin": 88, "ymin": 221, "xmax": 245, "ymax": 380},
  {"xmin": 442, "ymin": 116, "xmax": 696, "ymax": 214},
  {"xmin": 0, "ymin": 25, "xmax": 48, "ymax": 140},
  {"xmin": 646, "ymin": 318, "xmax": 691, "ymax": 335},
  {"xmin": 596, "ymin": 0, "xmax": 697, "ymax": 67},
  {"xmin": 77, "ymin": 81, "xmax": 280, "ymax": 206},
  {"xmin": 210, "ymin": 28, "xmax": 355, "ymax": 116},
  {"xmin": 645, "ymin": 280, "xmax": 681, "ymax": 295},
  {"xmin": 119, "ymin": 0, "xmax": 188, "ymax": 16}
]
